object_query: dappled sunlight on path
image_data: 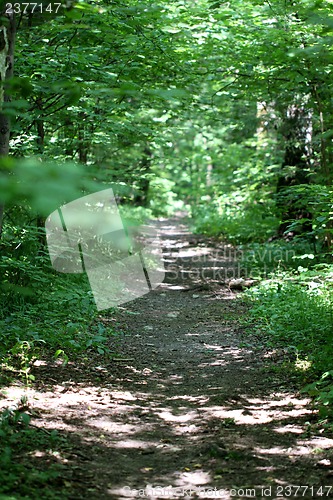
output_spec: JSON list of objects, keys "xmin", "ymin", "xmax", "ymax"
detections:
[{"xmin": 3, "ymin": 216, "xmax": 333, "ymax": 498}]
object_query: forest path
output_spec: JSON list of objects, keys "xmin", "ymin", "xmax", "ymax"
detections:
[{"xmin": 28, "ymin": 217, "xmax": 333, "ymax": 498}]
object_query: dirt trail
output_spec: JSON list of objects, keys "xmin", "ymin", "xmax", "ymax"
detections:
[{"xmin": 11, "ymin": 217, "xmax": 333, "ymax": 498}]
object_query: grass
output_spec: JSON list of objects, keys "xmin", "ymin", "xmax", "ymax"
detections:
[{"xmin": 240, "ymin": 254, "xmax": 333, "ymax": 423}]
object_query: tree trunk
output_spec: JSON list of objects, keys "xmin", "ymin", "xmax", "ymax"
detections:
[
  {"xmin": 133, "ymin": 147, "xmax": 152, "ymax": 207},
  {"xmin": 276, "ymin": 105, "xmax": 312, "ymax": 237},
  {"xmin": 35, "ymin": 96, "xmax": 45, "ymax": 154},
  {"xmin": 35, "ymin": 101, "xmax": 46, "ymax": 247},
  {"xmin": 311, "ymin": 84, "xmax": 333, "ymax": 249},
  {"xmin": 64, "ymin": 118, "xmax": 74, "ymax": 158},
  {"xmin": 0, "ymin": 6, "xmax": 15, "ymax": 239},
  {"xmin": 78, "ymin": 112, "xmax": 88, "ymax": 163}
]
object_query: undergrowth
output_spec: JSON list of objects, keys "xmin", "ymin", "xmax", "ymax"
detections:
[
  {"xmin": 0, "ymin": 213, "xmax": 133, "ymax": 497},
  {"xmin": 241, "ymin": 252, "xmax": 333, "ymax": 425},
  {"xmin": 190, "ymin": 190, "xmax": 279, "ymax": 243},
  {"xmin": 0, "ymin": 222, "xmax": 121, "ymax": 383},
  {"xmin": 0, "ymin": 204, "xmax": 155, "ymax": 380},
  {"xmin": 0, "ymin": 396, "xmax": 70, "ymax": 498}
]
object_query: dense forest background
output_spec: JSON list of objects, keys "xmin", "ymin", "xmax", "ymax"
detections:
[{"xmin": 1, "ymin": 0, "xmax": 333, "ymax": 488}]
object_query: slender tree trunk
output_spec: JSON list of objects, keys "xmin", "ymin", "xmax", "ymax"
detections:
[
  {"xmin": 35, "ymin": 101, "xmax": 46, "ymax": 246},
  {"xmin": 64, "ymin": 118, "xmax": 74, "ymax": 158},
  {"xmin": 78, "ymin": 112, "xmax": 88, "ymax": 163},
  {"xmin": 0, "ymin": 6, "xmax": 15, "ymax": 239},
  {"xmin": 35, "ymin": 96, "xmax": 45, "ymax": 154},
  {"xmin": 133, "ymin": 147, "xmax": 152, "ymax": 206},
  {"xmin": 206, "ymin": 161, "xmax": 213, "ymax": 188}
]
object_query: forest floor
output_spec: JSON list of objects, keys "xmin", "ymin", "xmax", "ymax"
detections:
[{"xmin": 2, "ymin": 216, "xmax": 333, "ymax": 499}]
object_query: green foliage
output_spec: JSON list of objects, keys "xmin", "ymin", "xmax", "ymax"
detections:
[
  {"xmin": 148, "ymin": 177, "xmax": 182, "ymax": 216},
  {"xmin": 0, "ymin": 158, "xmax": 100, "ymax": 216},
  {"xmin": 0, "ymin": 221, "xmax": 119, "ymax": 375},
  {"xmin": 245, "ymin": 276, "xmax": 333, "ymax": 354},
  {"xmin": 118, "ymin": 204, "xmax": 153, "ymax": 227},
  {"xmin": 243, "ymin": 264, "xmax": 333, "ymax": 419},
  {"xmin": 191, "ymin": 191, "xmax": 279, "ymax": 243},
  {"xmin": 276, "ymin": 184, "xmax": 333, "ymax": 247},
  {"xmin": 302, "ymin": 371, "xmax": 333, "ymax": 419},
  {"xmin": 0, "ymin": 398, "xmax": 68, "ymax": 498},
  {"xmin": 1, "ymin": 0, "xmax": 333, "ymax": 434},
  {"xmin": 239, "ymin": 240, "xmax": 320, "ymax": 277},
  {"xmin": 188, "ymin": 131, "xmax": 281, "ymax": 242}
]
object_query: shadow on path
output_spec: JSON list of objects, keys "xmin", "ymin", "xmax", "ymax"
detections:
[{"xmin": 3, "ymin": 217, "xmax": 333, "ymax": 499}]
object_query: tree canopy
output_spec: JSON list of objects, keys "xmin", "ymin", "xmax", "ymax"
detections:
[{"xmin": 1, "ymin": 0, "xmax": 333, "ymax": 493}]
